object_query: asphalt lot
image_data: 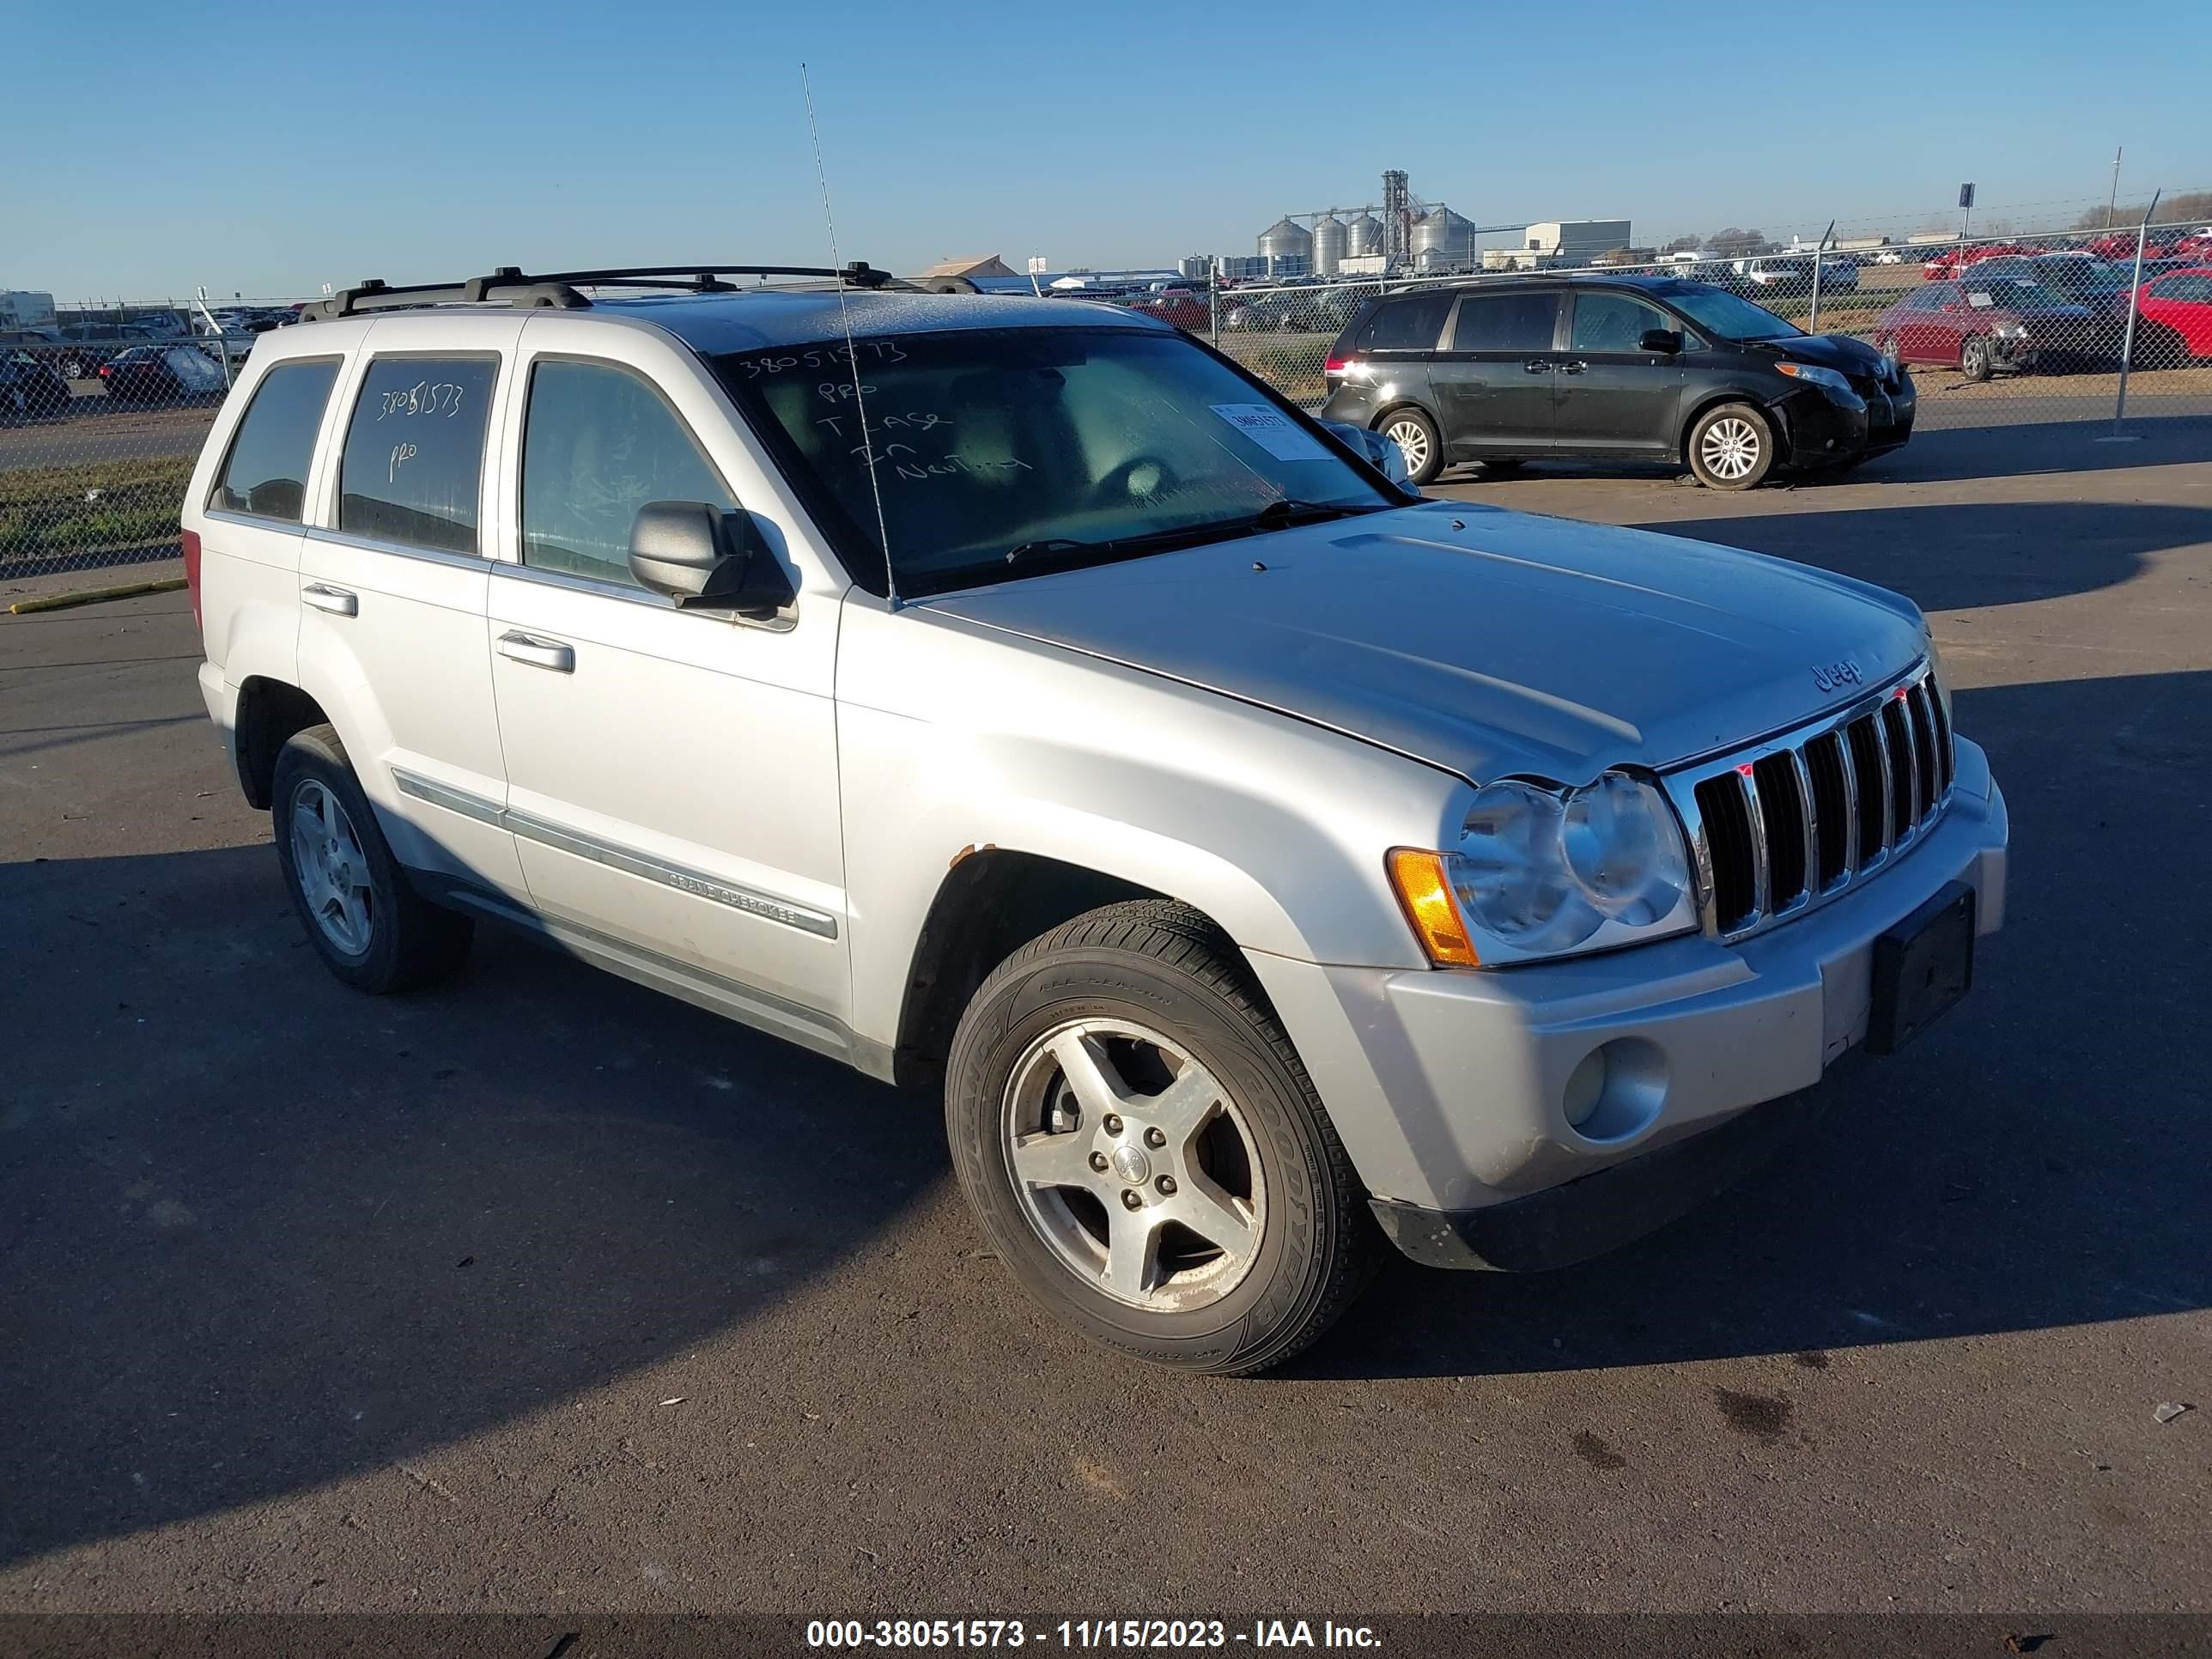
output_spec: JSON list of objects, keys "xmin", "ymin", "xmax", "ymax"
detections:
[{"xmin": 2, "ymin": 416, "xmax": 2209, "ymax": 1620}]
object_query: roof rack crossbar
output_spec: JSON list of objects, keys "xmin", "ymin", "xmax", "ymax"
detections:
[{"xmin": 299, "ymin": 261, "xmax": 892, "ymax": 322}]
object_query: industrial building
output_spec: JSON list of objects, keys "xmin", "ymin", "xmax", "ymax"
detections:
[
  {"xmin": 1481, "ymin": 219, "xmax": 1634, "ymax": 270},
  {"xmin": 1240, "ymin": 172, "xmax": 1490, "ymax": 277}
]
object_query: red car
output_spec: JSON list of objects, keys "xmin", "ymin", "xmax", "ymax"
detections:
[
  {"xmin": 1871, "ymin": 277, "xmax": 2094, "ymax": 380},
  {"xmin": 2129, "ymin": 267, "xmax": 2212, "ymax": 365},
  {"xmin": 1923, "ymin": 242, "xmax": 2039, "ymax": 280}
]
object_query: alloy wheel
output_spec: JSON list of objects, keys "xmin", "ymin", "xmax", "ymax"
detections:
[
  {"xmin": 1382, "ymin": 416, "xmax": 1432, "ymax": 476},
  {"xmin": 1699, "ymin": 416, "xmax": 1761, "ymax": 482},
  {"xmin": 1001, "ymin": 1018, "xmax": 1266, "ymax": 1313},
  {"xmin": 289, "ymin": 779, "xmax": 375, "ymax": 956}
]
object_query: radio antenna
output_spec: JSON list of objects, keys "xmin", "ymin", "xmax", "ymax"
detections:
[{"xmin": 800, "ymin": 63, "xmax": 897, "ymax": 607}]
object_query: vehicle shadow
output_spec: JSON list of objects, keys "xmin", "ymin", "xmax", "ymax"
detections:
[
  {"xmin": 1293, "ymin": 667, "xmax": 2212, "ymax": 1381},
  {"xmin": 1632, "ymin": 496, "xmax": 2209, "ymax": 615},
  {"xmin": 0, "ymin": 842, "xmax": 939, "ymax": 1570}
]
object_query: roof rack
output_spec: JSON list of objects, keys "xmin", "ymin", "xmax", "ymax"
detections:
[{"xmin": 299, "ymin": 262, "xmax": 895, "ymax": 322}]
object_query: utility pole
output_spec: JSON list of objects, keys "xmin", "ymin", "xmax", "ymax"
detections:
[{"xmin": 2106, "ymin": 145, "xmax": 2123, "ymax": 229}]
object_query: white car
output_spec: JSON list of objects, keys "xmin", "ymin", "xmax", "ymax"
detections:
[{"xmin": 182, "ymin": 263, "xmax": 2008, "ymax": 1374}]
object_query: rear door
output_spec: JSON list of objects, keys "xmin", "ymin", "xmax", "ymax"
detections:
[
  {"xmin": 1430, "ymin": 288, "xmax": 1563, "ymax": 456},
  {"xmin": 297, "ymin": 316, "xmax": 527, "ymax": 898},
  {"xmin": 1344, "ymin": 288, "xmax": 1450, "ymax": 415},
  {"xmin": 1554, "ymin": 288, "xmax": 1685, "ymax": 457}
]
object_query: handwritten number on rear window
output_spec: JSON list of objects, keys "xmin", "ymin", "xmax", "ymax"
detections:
[{"xmin": 378, "ymin": 380, "xmax": 466, "ymax": 419}]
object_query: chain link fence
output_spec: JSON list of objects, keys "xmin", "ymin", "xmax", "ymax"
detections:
[
  {"xmin": 1, "ymin": 302, "xmax": 276, "ymax": 583},
  {"xmin": 9, "ymin": 228, "xmax": 2212, "ymax": 584},
  {"xmin": 1081, "ymin": 217, "xmax": 2212, "ymax": 446}
]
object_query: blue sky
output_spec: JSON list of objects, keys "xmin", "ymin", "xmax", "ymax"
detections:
[{"xmin": 9, "ymin": 0, "xmax": 2209, "ymax": 301}]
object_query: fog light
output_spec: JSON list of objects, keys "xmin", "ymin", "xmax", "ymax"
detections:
[{"xmin": 1563, "ymin": 1048, "xmax": 1607, "ymax": 1128}]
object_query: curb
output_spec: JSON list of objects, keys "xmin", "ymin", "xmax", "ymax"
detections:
[{"xmin": 8, "ymin": 577, "xmax": 189, "ymax": 616}]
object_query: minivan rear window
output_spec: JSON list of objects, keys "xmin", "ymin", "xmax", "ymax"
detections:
[
  {"xmin": 1355, "ymin": 292, "xmax": 1453, "ymax": 353},
  {"xmin": 337, "ymin": 356, "xmax": 499, "ymax": 555},
  {"xmin": 210, "ymin": 358, "xmax": 339, "ymax": 522}
]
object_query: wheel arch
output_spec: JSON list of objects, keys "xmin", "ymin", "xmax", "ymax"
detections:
[
  {"xmin": 1680, "ymin": 387, "xmax": 1790, "ymax": 465},
  {"xmin": 893, "ymin": 848, "xmax": 1241, "ymax": 1091},
  {"xmin": 232, "ymin": 677, "xmax": 331, "ymax": 809}
]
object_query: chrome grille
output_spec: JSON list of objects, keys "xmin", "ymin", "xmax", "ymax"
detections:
[{"xmin": 1667, "ymin": 665, "xmax": 1953, "ymax": 941}]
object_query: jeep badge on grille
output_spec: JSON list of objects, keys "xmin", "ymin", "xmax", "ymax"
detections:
[{"xmin": 1813, "ymin": 659, "xmax": 1865, "ymax": 693}]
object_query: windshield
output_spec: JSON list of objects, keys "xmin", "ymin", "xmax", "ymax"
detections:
[
  {"xmin": 714, "ymin": 327, "xmax": 1395, "ymax": 597},
  {"xmin": 1661, "ymin": 285, "xmax": 1803, "ymax": 341}
]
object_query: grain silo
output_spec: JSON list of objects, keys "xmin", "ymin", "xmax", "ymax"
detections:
[
  {"xmin": 1345, "ymin": 211, "xmax": 1383, "ymax": 258},
  {"xmin": 1410, "ymin": 207, "xmax": 1479, "ymax": 270},
  {"xmin": 1311, "ymin": 213, "xmax": 1347, "ymax": 277},
  {"xmin": 1257, "ymin": 216, "xmax": 1315, "ymax": 276}
]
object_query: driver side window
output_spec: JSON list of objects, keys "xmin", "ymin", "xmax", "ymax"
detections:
[{"xmin": 520, "ymin": 360, "xmax": 735, "ymax": 588}]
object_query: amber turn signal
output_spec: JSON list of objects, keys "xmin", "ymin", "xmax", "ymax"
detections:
[{"xmin": 1387, "ymin": 848, "xmax": 1480, "ymax": 968}]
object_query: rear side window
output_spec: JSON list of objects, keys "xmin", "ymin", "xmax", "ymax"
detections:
[
  {"xmin": 1355, "ymin": 292, "xmax": 1453, "ymax": 353},
  {"xmin": 520, "ymin": 360, "xmax": 735, "ymax": 587},
  {"xmin": 337, "ymin": 356, "xmax": 499, "ymax": 555},
  {"xmin": 210, "ymin": 359, "xmax": 338, "ymax": 521},
  {"xmin": 1449, "ymin": 292, "xmax": 1560, "ymax": 353}
]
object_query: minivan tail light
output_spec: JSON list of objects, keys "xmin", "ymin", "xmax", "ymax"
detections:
[
  {"xmin": 1323, "ymin": 354, "xmax": 1349, "ymax": 375},
  {"xmin": 181, "ymin": 529, "xmax": 203, "ymax": 630}
]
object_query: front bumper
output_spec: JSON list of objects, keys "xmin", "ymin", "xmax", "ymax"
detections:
[
  {"xmin": 1780, "ymin": 375, "xmax": 1916, "ymax": 463},
  {"xmin": 1244, "ymin": 738, "xmax": 2007, "ymax": 1255}
]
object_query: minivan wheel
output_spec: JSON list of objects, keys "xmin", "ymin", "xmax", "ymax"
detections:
[
  {"xmin": 1377, "ymin": 407, "xmax": 1443, "ymax": 485},
  {"xmin": 945, "ymin": 900, "xmax": 1379, "ymax": 1376},
  {"xmin": 1960, "ymin": 335, "xmax": 1993, "ymax": 382},
  {"xmin": 271, "ymin": 724, "xmax": 472, "ymax": 994},
  {"xmin": 1686, "ymin": 402, "xmax": 1776, "ymax": 490}
]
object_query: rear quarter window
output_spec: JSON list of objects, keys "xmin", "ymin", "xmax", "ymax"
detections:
[
  {"xmin": 209, "ymin": 358, "xmax": 341, "ymax": 522},
  {"xmin": 1355, "ymin": 292, "xmax": 1454, "ymax": 353},
  {"xmin": 337, "ymin": 357, "xmax": 499, "ymax": 554}
]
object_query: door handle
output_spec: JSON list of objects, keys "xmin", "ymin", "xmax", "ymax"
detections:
[
  {"xmin": 496, "ymin": 631, "xmax": 575, "ymax": 673},
  {"xmin": 1522, "ymin": 360, "xmax": 1554, "ymax": 374},
  {"xmin": 302, "ymin": 583, "xmax": 357, "ymax": 617},
  {"xmin": 1559, "ymin": 359, "xmax": 1589, "ymax": 374}
]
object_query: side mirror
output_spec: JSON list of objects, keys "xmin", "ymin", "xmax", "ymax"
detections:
[
  {"xmin": 1638, "ymin": 328, "xmax": 1685, "ymax": 355},
  {"xmin": 627, "ymin": 500, "xmax": 794, "ymax": 616},
  {"xmin": 1317, "ymin": 418, "xmax": 1412, "ymax": 486}
]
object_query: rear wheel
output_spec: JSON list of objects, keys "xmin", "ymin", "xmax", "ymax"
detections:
[
  {"xmin": 271, "ymin": 724, "xmax": 472, "ymax": 994},
  {"xmin": 1960, "ymin": 335, "xmax": 1993, "ymax": 381},
  {"xmin": 1377, "ymin": 406, "xmax": 1443, "ymax": 485},
  {"xmin": 945, "ymin": 901, "xmax": 1379, "ymax": 1375},
  {"xmin": 1686, "ymin": 402, "xmax": 1775, "ymax": 490}
]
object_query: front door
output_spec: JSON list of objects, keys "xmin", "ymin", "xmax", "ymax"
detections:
[
  {"xmin": 297, "ymin": 316, "xmax": 527, "ymax": 899},
  {"xmin": 1430, "ymin": 289, "xmax": 1563, "ymax": 457},
  {"xmin": 1553, "ymin": 289, "xmax": 1686, "ymax": 456},
  {"xmin": 484, "ymin": 342, "xmax": 851, "ymax": 1045}
]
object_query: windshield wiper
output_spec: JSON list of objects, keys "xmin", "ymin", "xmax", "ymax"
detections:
[{"xmin": 1000, "ymin": 500, "xmax": 1386, "ymax": 571}]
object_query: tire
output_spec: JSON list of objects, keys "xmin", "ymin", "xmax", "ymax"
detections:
[
  {"xmin": 1686, "ymin": 402, "xmax": 1776, "ymax": 491},
  {"xmin": 945, "ymin": 900, "xmax": 1380, "ymax": 1376},
  {"xmin": 1874, "ymin": 333, "xmax": 1899, "ymax": 361},
  {"xmin": 1376, "ymin": 405, "xmax": 1443, "ymax": 486},
  {"xmin": 271, "ymin": 724, "xmax": 472, "ymax": 994},
  {"xmin": 1960, "ymin": 335, "xmax": 1993, "ymax": 382}
]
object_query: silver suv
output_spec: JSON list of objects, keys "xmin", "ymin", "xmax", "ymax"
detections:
[{"xmin": 183, "ymin": 264, "xmax": 2008, "ymax": 1374}]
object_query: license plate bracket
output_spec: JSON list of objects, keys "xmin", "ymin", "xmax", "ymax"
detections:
[{"xmin": 1867, "ymin": 880, "xmax": 1976, "ymax": 1055}]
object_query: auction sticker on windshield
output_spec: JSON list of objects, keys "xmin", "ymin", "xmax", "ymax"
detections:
[{"xmin": 1210, "ymin": 404, "xmax": 1329, "ymax": 462}]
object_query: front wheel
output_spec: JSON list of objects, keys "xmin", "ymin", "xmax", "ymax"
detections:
[
  {"xmin": 1376, "ymin": 406, "xmax": 1443, "ymax": 486},
  {"xmin": 1686, "ymin": 402, "xmax": 1776, "ymax": 490},
  {"xmin": 1960, "ymin": 335, "xmax": 1993, "ymax": 382},
  {"xmin": 945, "ymin": 901, "xmax": 1379, "ymax": 1375}
]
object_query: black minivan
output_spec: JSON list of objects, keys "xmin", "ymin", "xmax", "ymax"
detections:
[{"xmin": 1319, "ymin": 275, "xmax": 1914, "ymax": 490}]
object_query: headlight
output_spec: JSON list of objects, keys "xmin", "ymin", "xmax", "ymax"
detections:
[
  {"xmin": 1773, "ymin": 362, "xmax": 1856, "ymax": 397},
  {"xmin": 1390, "ymin": 772, "xmax": 1700, "ymax": 967},
  {"xmin": 1993, "ymin": 322, "xmax": 2029, "ymax": 340}
]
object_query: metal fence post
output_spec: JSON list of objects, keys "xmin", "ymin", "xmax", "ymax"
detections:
[
  {"xmin": 1806, "ymin": 219, "xmax": 1834, "ymax": 333},
  {"xmin": 2110, "ymin": 189, "xmax": 2160, "ymax": 435},
  {"xmin": 1209, "ymin": 270, "xmax": 1221, "ymax": 349}
]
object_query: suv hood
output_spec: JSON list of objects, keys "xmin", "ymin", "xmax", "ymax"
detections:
[{"xmin": 920, "ymin": 501, "xmax": 1929, "ymax": 785}]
